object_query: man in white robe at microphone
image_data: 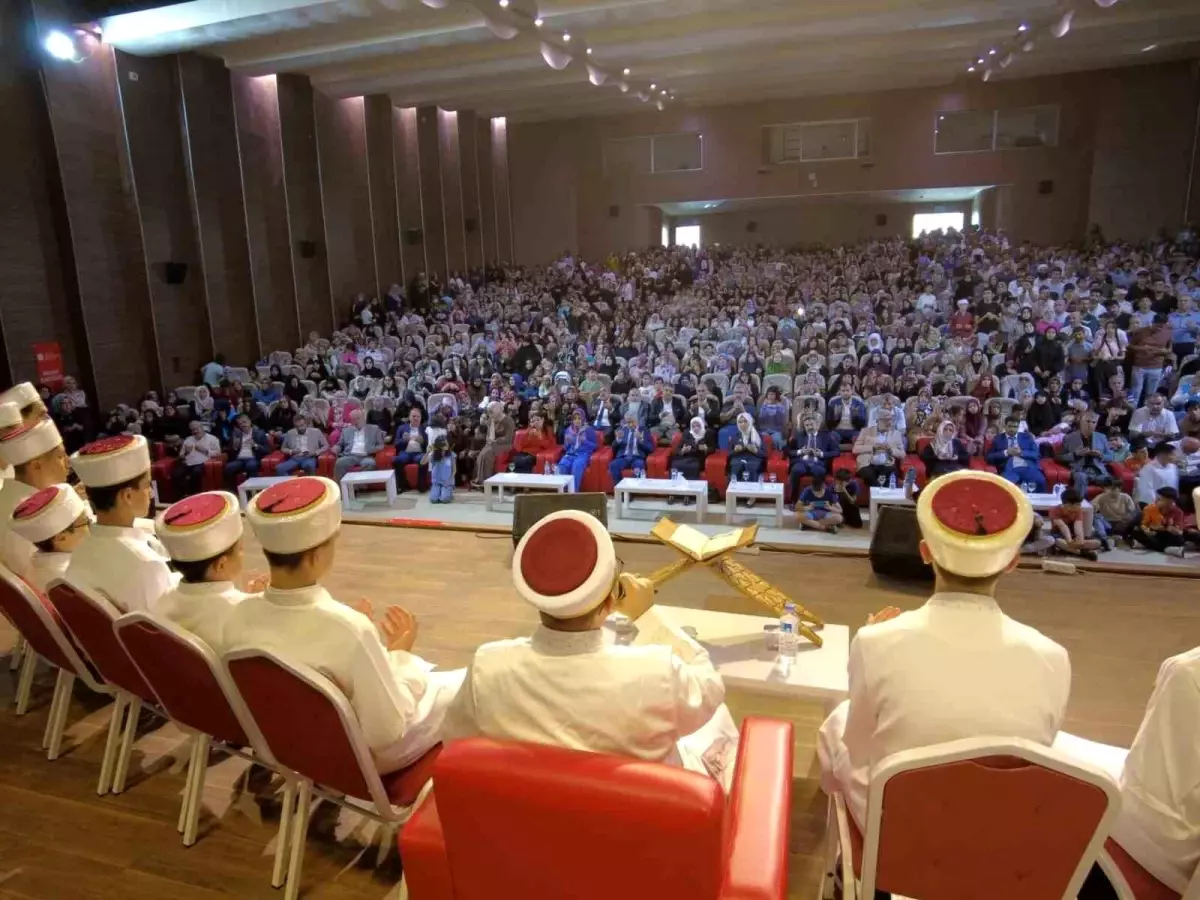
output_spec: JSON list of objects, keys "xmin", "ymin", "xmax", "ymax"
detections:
[
  {"xmin": 440, "ymin": 509, "xmax": 740, "ymax": 790},
  {"xmin": 817, "ymin": 469, "xmax": 1073, "ymax": 829}
]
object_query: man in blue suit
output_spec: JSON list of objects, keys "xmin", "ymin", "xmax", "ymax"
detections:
[
  {"xmin": 986, "ymin": 416, "xmax": 1046, "ymax": 492},
  {"xmin": 826, "ymin": 383, "xmax": 866, "ymax": 443},
  {"xmin": 786, "ymin": 414, "xmax": 840, "ymax": 506},
  {"xmin": 608, "ymin": 410, "xmax": 654, "ymax": 483}
]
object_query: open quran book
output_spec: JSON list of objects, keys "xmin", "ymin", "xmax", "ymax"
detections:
[{"xmin": 650, "ymin": 520, "xmax": 757, "ymax": 562}]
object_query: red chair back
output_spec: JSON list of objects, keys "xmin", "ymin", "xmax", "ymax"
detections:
[
  {"xmin": 47, "ymin": 581, "xmax": 156, "ymax": 702},
  {"xmin": 114, "ymin": 613, "xmax": 249, "ymax": 747},
  {"xmin": 0, "ymin": 569, "xmax": 95, "ymax": 683},
  {"xmin": 866, "ymin": 750, "xmax": 1114, "ymax": 899},
  {"xmin": 405, "ymin": 738, "xmax": 726, "ymax": 900},
  {"xmin": 225, "ymin": 651, "xmax": 374, "ymax": 800}
]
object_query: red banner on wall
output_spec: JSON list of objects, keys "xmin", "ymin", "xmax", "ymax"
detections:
[{"xmin": 33, "ymin": 341, "xmax": 64, "ymax": 389}]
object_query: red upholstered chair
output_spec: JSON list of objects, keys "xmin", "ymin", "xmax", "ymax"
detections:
[
  {"xmin": 114, "ymin": 613, "xmax": 281, "ymax": 853},
  {"xmin": 375, "ymin": 444, "xmax": 422, "ymax": 493},
  {"xmin": 317, "ymin": 451, "xmax": 337, "ymax": 479},
  {"xmin": 646, "ymin": 432, "xmax": 682, "ymax": 479},
  {"xmin": 150, "ymin": 441, "xmax": 179, "ymax": 502},
  {"xmin": 704, "ymin": 448, "xmax": 730, "ymax": 497},
  {"xmin": 0, "ymin": 567, "xmax": 110, "ymax": 760},
  {"xmin": 1098, "ymin": 838, "xmax": 1197, "ymax": 900},
  {"xmin": 1041, "ymin": 456, "xmax": 1072, "ymax": 487},
  {"xmin": 224, "ymin": 649, "xmax": 442, "ymax": 900},
  {"xmin": 583, "ymin": 444, "xmax": 614, "ymax": 493},
  {"xmin": 202, "ymin": 452, "xmax": 227, "ymax": 491},
  {"xmin": 820, "ymin": 736, "xmax": 1121, "ymax": 900},
  {"xmin": 46, "ymin": 580, "xmax": 162, "ymax": 795},
  {"xmin": 399, "ymin": 717, "xmax": 794, "ymax": 900},
  {"xmin": 260, "ymin": 450, "xmax": 286, "ymax": 475},
  {"xmin": 1109, "ymin": 461, "xmax": 1136, "ymax": 494}
]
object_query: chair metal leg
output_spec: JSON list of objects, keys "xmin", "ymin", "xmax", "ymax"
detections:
[
  {"xmin": 42, "ymin": 674, "xmax": 60, "ymax": 749},
  {"xmin": 183, "ymin": 734, "xmax": 209, "ymax": 847},
  {"xmin": 14, "ymin": 650, "xmax": 37, "ymax": 715},
  {"xmin": 111, "ymin": 696, "xmax": 142, "ymax": 794},
  {"xmin": 819, "ymin": 794, "xmax": 837, "ymax": 900},
  {"xmin": 272, "ymin": 780, "xmax": 296, "ymax": 889},
  {"xmin": 9, "ymin": 635, "xmax": 25, "ymax": 671},
  {"xmin": 374, "ymin": 823, "xmax": 395, "ymax": 868},
  {"xmin": 178, "ymin": 734, "xmax": 201, "ymax": 833},
  {"xmin": 284, "ymin": 780, "xmax": 312, "ymax": 900},
  {"xmin": 46, "ymin": 671, "xmax": 74, "ymax": 761},
  {"xmin": 97, "ymin": 695, "xmax": 128, "ymax": 795}
]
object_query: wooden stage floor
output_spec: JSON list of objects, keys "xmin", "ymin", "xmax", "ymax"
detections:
[{"xmin": 0, "ymin": 523, "xmax": 1195, "ymax": 899}]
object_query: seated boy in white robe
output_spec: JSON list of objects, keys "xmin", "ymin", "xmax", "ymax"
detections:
[
  {"xmin": 441, "ymin": 509, "xmax": 740, "ymax": 789},
  {"xmin": 153, "ymin": 491, "xmax": 263, "ymax": 651},
  {"xmin": 8, "ymin": 484, "xmax": 90, "ymax": 590},
  {"xmin": 224, "ymin": 477, "xmax": 464, "ymax": 773}
]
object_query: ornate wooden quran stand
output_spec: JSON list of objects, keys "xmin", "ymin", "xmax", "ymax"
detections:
[{"xmin": 646, "ymin": 519, "xmax": 825, "ymax": 647}]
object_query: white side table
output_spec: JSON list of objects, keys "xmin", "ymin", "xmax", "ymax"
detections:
[
  {"xmin": 237, "ymin": 475, "xmax": 292, "ymax": 510},
  {"xmin": 340, "ymin": 469, "xmax": 398, "ymax": 509},
  {"xmin": 724, "ymin": 481, "xmax": 785, "ymax": 528},
  {"xmin": 483, "ymin": 472, "xmax": 574, "ymax": 512},
  {"xmin": 612, "ymin": 477, "xmax": 707, "ymax": 523}
]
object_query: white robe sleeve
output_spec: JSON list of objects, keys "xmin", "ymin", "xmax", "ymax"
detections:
[
  {"xmin": 438, "ymin": 662, "xmax": 482, "ymax": 743},
  {"xmin": 126, "ymin": 547, "xmax": 179, "ymax": 613},
  {"xmin": 839, "ymin": 634, "xmax": 876, "ymax": 776},
  {"xmin": 668, "ymin": 645, "xmax": 726, "ymax": 739},
  {"xmin": 342, "ymin": 624, "xmax": 431, "ymax": 754}
]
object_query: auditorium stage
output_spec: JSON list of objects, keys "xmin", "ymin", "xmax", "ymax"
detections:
[
  {"xmin": 338, "ymin": 487, "xmax": 1199, "ymax": 574},
  {"xmin": 0, "ymin": 524, "xmax": 1196, "ymax": 900}
]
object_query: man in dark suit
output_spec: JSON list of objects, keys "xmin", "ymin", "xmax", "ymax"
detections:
[
  {"xmin": 786, "ymin": 414, "xmax": 840, "ymax": 506},
  {"xmin": 649, "ymin": 383, "xmax": 687, "ymax": 428},
  {"xmin": 223, "ymin": 414, "xmax": 271, "ymax": 485},
  {"xmin": 986, "ymin": 416, "xmax": 1046, "ymax": 492}
]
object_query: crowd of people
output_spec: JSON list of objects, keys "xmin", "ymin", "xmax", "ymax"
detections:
[{"xmin": 31, "ymin": 224, "xmax": 1200, "ymax": 556}]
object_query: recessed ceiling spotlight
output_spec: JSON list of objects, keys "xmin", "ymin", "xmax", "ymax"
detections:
[
  {"xmin": 661, "ymin": 89, "xmax": 667, "ymax": 95},
  {"xmin": 977, "ymin": 57, "xmax": 985, "ymax": 64},
  {"xmin": 1022, "ymin": 39, "xmax": 1035, "ymax": 52},
  {"xmin": 586, "ymin": 47, "xmax": 593, "ymax": 54},
  {"xmin": 982, "ymin": 68, "xmax": 993, "ymax": 81},
  {"xmin": 650, "ymin": 82, "xmax": 656, "ymax": 89},
  {"xmin": 988, "ymin": 48, "xmax": 997, "ymax": 55},
  {"xmin": 1141, "ymin": 43, "xmax": 1158, "ymax": 51},
  {"xmin": 1052, "ymin": 9, "xmax": 1073, "ymax": 38},
  {"xmin": 562, "ymin": 32, "xmax": 570, "ymax": 41},
  {"xmin": 498, "ymin": 0, "xmax": 509, "ymax": 7},
  {"xmin": 623, "ymin": 67, "xmax": 630, "ymax": 75},
  {"xmin": 1017, "ymin": 23, "xmax": 1028, "ymax": 32},
  {"xmin": 534, "ymin": 16, "xmax": 543, "ymax": 26},
  {"xmin": 967, "ymin": 65, "xmax": 976, "ymax": 72}
]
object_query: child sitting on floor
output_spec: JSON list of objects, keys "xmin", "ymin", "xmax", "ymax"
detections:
[
  {"xmin": 798, "ymin": 478, "xmax": 843, "ymax": 534},
  {"xmin": 424, "ymin": 435, "xmax": 456, "ymax": 504}
]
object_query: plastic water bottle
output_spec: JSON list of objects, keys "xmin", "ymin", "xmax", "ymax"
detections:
[
  {"xmin": 888, "ymin": 472, "xmax": 897, "ymax": 489},
  {"xmin": 672, "ymin": 469, "xmax": 683, "ymax": 483},
  {"xmin": 1053, "ymin": 482, "xmax": 1065, "ymax": 499},
  {"xmin": 543, "ymin": 461, "xmax": 551, "ymax": 476},
  {"xmin": 778, "ymin": 602, "xmax": 800, "ymax": 659}
]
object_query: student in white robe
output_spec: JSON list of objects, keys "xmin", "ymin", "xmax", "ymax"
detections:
[
  {"xmin": 440, "ymin": 509, "xmax": 740, "ymax": 790},
  {"xmin": 0, "ymin": 382, "xmax": 49, "ymax": 482},
  {"xmin": 8, "ymin": 484, "xmax": 90, "ymax": 590},
  {"xmin": 224, "ymin": 477, "xmax": 464, "ymax": 773},
  {"xmin": 0, "ymin": 405, "xmax": 71, "ymax": 582},
  {"xmin": 153, "ymin": 491, "xmax": 263, "ymax": 651},
  {"xmin": 65, "ymin": 435, "xmax": 177, "ymax": 614},
  {"xmin": 818, "ymin": 469, "xmax": 1072, "ymax": 827}
]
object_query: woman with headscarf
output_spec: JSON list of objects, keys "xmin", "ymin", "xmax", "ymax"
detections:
[
  {"xmin": 1031, "ymin": 326, "xmax": 1065, "ymax": 386},
  {"xmin": 470, "ymin": 400, "xmax": 515, "ymax": 488},
  {"xmin": 557, "ymin": 408, "xmax": 597, "ymax": 491},
  {"xmin": 920, "ymin": 419, "xmax": 969, "ymax": 480},
  {"xmin": 190, "ymin": 385, "xmax": 215, "ymax": 424},
  {"xmin": 1026, "ymin": 391, "xmax": 1059, "ymax": 436},
  {"xmin": 670, "ymin": 416, "xmax": 712, "ymax": 486},
  {"xmin": 509, "ymin": 411, "xmax": 557, "ymax": 474},
  {"xmin": 727, "ymin": 412, "xmax": 765, "ymax": 482}
]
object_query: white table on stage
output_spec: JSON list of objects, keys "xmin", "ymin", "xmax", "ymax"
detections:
[
  {"xmin": 725, "ymin": 480, "xmax": 786, "ymax": 529},
  {"xmin": 483, "ymin": 472, "xmax": 574, "ymax": 512},
  {"xmin": 340, "ymin": 469, "xmax": 398, "ymax": 509},
  {"xmin": 237, "ymin": 476, "xmax": 292, "ymax": 510},
  {"xmin": 613, "ymin": 477, "xmax": 708, "ymax": 523},
  {"xmin": 608, "ymin": 605, "xmax": 850, "ymax": 709},
  {"xmin": 869, "ymin": 485, "xmax": 1077, "ymax": 533}
]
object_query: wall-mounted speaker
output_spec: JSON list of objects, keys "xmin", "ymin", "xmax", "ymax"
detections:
[
  {"xmin": 162, "ymin": 261, "xmax": 188, "ymax": 284},
  {"xmin": 405, "ymin": 227, "xmax": 424, "ymax": 246},
  {"xmin": 298, "ymin": 240, "xmax": 319, "ymax": 259},
  {"xmin": 464, "ymin": 217, "xmax": 478, "ymax": 233},
  {"xmin": 875, "ymin": 213, "xmax": 888, "ymax": 227},
  {"xmin": 1037, "ymin": 180, "xmax": 1055, "ymax": 195},
  {"xmin": 608, "ymin": 205, "xmax": 620, "ymax": 218},
  {"xmin": 746, "ymin": 220, "xmax": 758, "ymax": 233}
]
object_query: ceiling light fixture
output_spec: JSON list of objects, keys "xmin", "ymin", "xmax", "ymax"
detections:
[
  {"xmin": 988, "ymin": 48, "xmax": 997, "ymax": 55},
  {"xmin": 967, "ymin": 65, "xmax": 976, "ymax": 72},
  {"xmin": 43, "ymin": 30, "xmax": 78, "ymax": 61},
  {"xmin": 562, "ymin": 31, "xmax": 570, "ymax": 41},
  {"xmin": 498, "ymin": 0, "xmax": 509, "ymax": 7},
  {"xmin": 1141, "ymin": 43, "xmax": 1158, "ymax": 51},
  {"xmin": 534, "ymin": 16, "xmax": 543, "ymax": 26},
  {"xmin": 661, "ymin": 89, "xmax": 667, "ymax": 95},
  {"xmin": 1022, "ymin": 39, "xmax": 1035, "ymax": 52},
  {"xmin": 1052, "ymin": 10, "xmax": 1073, "ymax": 38},
  {"xmin": 623, "ymin": 67, "xmax": 630, "ymax": 75},
  {"xmin": 1017, "ymin": 23, "xmax": 1028, "ymax": 32},
  {"xmin": 586, "ymin": 47, "xmax": 593, "ymax": 55},
  {"xmin": 650, "ymin": 82, "xmax": 656, "ymax": 89},
  {"xmin": 977, "ymin": 57, "xmax": 985, "ymax": 64},
  {"xmin": 1094, "ymin": 0, "xmax": 1120, "ymax": 6}
]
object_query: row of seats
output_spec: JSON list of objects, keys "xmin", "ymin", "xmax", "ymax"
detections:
[{"xmin": 0, "ymin": 568, "xmax": 795, "ymax": 900}]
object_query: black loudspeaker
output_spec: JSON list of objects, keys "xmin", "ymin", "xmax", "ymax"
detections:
[
  {"xmin": 869, "ymin": 505, "xmax": 933, "ymax": 582},
  {"xmin": 298, "ymin": 240, "xmax": 318, "ymax": 259},
  {"xmin": 464, "ymin": 217, "xmax": 478, "ymax": 233},
  {"xmin": 608, "ymin": 205, "xmax": 620, "ymax": 218},
  {"xmin": 163, "ymin": 261, "xmax": 188, "ymax": 284},
  {"xmin": 875, "ymin": 213, "xmax": 888, "ymax": 227},
  {"xmin": 405, "ymin": 227, "xmax": 424, "ymax": 246},
  {"xmin": 512, "ymin": 492, "xmax": 609, "ymax": 547},
  {"xmin": 746, "ymin": 220, "xmax": 758, "ymax": 233},
  {"xmin": 1037, "ymin": 179, "xmax": 1055, "ymax": 195}
]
